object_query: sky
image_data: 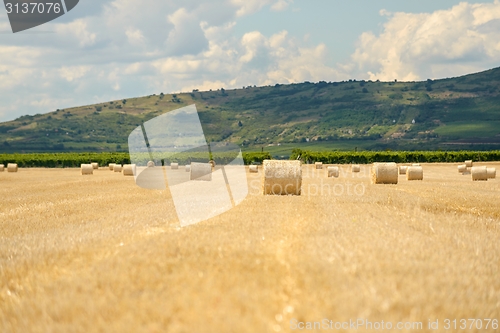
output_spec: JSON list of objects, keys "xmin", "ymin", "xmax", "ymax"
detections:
[{"xmin": 0, "ymin": 0, "xmax": 500, "ymax": 122}]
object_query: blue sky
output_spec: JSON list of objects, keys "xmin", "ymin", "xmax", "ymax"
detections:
[{"xmin": 0, "ymin": 0, "xmax": 499, "ymax": 121}]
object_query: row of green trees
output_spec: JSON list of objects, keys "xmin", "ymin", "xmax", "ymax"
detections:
[
  {"xmin": 1, "ymin": 150, "xmax": 498, "ymax": 168},
  {"xmin": 0, "ymin": 152, "xmax": 272, "ymax": 167},
  {"xmin": 290, "ymin": 149, "xmax": 500, "ymax": 164}
]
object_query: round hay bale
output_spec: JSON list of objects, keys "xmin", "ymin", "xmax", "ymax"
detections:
[
  {"xmin": 0, "ymin": 164, "xmax": 4, "ymax": 172},
  {"xmin": 412, "ymin": 163, "xmax": 420, "ymax": 166},
  {"xmin": 465, "ymin": 160, "xmax": 473, "ymax": 168},
  {"xmin": 91, "ymin": 162, "xmax": 99, "ymax": 169},
  {"xmin": 81, "ymin": 164, "xmax": 93, "ymax": 175},
  {"xmin": 147, "ymin": 161, "xmax": 155, "ymax": 168},
  {"xmin": 262, "ymin": 160, "xmax": 302, "ymax": 195},
  {"xmin": 458, "ymin": 164, "xmax": 467, "ymax": 173},
  {"xmin": 371, "ymin": 163, "xmax": 398, "ymax": 184},
  {"xmin": 209, "ymin": 160, "xmax": 216, "ymax": 168},
  {"xmin": 171, "ymin": 162, "xmax": 179, "ymax": 170},
  {"xmin": 249, "ymin": 165, "xmax": 258, "ymax": 173},
  {"xmin": 190, "ymin": 162, "xmax": 212, "ymax": 181},
  {"xmin": 109, "ymin": 163, "xmax": 115, "ymax": 170},
  {"xmin": 486, "ymin": 167, "xmax": 496, "ymax": 179},
  {"xmin": 352, "ymin": 164, "xmax": 360, "ymax": 173},
  {"xmin": 113, "ymin": 164, "xmax": 123, "ymax": 172},
  {"xmin": 406, "ymin": 166, "xmax": 423, "ymax": 181},
  {"xmin": 315, "ymin": 162, "xmax": 323, "ymax": 169},
  {"xmin": 123, "ymin": 164, "xmax": 136, "ymax": 176},
  {"xmin": 399, "ymin": 166, "xmax": 407, "ymax": 175},
  {"xmin": 185, "ymin": 165, "xmax": 191, "ymax": 172},
  {"xmin": 471, "ymin": 166, "xmax": 488, "ymax": 181},
  {"xmin": 327, "ymin": 166, "xmax": 339, "ymax": 178},
  {"xmin": 7, "ymin": 163, "xmax": 18, "ymax": 173}
]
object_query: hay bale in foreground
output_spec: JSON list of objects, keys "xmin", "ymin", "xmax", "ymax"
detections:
[
  {"xmin": 371, "ymin": 163, "xmax": 398, "ymax": 184},
  {"xmin": 109, "ymin": 163, "xmax": 115, "ymax": 170},
  {"xmin": 249, "ymin": 165, "xmax": 258, "ymax": 173},
  {"xmin": 315, "ymin": 162, "xmax": 323, "ymax": 169},
  {"xmin": 465, "ymin": 160, "xmax": 473, "ymax": 168},
  {"xmin": 486, "ymin": 167, "xmax": 496, "ymax": 179},
  {"xmin": 399, "ymin": 166, "xmax": 407, "ymax": 175},
  {"xmin": 171, "ymin": 162, "xmax": 179, "ymax": 170},
  {"xmin": 190, "ymin": 162, "xmax": 212, "ymax": 181},
  {"xmin": 406, "ymin": 166, "xmax": 423, "ymax": 181},
  {"xmin": 113, "ymin": 164, "xmax": 123, "ymax": 173},
  {"xmin": 471, "ymin": 166, "xmax": 488, "ymax": 181},
  {"xmin": 123, "ymin": 164, "xmax": 136, "ymax": 176},
  {"xmin": 185, "ymin": 165, "xmax": 191, "ymax": 172},
  {"xmin": 458, "ymin": 164, "xmax": 467, "ymax": 173},
  {"xmin": 0, "ymin": 164, "xmax": 4, "ymax": 172},
  {"xmin": 327, "ymin": 166, "xmax": 339, "ymax": 178},
  {"xmin": 262, "ymin": 160, "xmax": 302, "ymax": 195},
  {"xmin": 91, "ymin": 162, "xmax": 99, "ymax": 169},
  {"xmin": 81, "ymin": 164, "xmax": 93, "ymax": 175},
  {"xmin": 351, "ymin": 164, "xmax": 360, "ymax": 173},
  {"xmin": 7, "ymin": 163, "xmax": 18, "ymax": 173}
]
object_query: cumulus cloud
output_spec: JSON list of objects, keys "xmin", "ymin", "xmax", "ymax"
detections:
[
  {"xmin": 350, "ymin": 0, "xmax": 500, "ymax": 81},
  {"xmin": 271, "ymin": 0, "xmax": 293, "ymax": 12}
]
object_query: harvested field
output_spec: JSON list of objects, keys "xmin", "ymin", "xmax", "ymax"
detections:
[{"xmin": 1, "ymin": 163, "xmax": 499, "ymax": 333}]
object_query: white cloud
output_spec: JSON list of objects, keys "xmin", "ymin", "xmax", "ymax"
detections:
[
  {"xmin": 230, "ymin": 0, "xmax": 292, "ymax": 17},
  {"xmin": 350, "ymin": 0, "xmax": 500, "ymax": 81},
  {"xmin": 271, "ymin": 0, "xmax": 293, "ymax": 12},
  {"xmin": 56, "ymin": 19, "xmax": 96, "ymax": 47},
  {"xmin": 231, "ymin": 0, "xmax": 272, "ymax": 17},
  {"xmin": 59, "ymin": 66, "xmax": 91, "ymax": 82}
]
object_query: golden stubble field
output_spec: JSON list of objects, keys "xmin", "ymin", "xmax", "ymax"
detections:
[{"xmin": 0, "ymin": 163, "xmax": 499, "ymax": 333}]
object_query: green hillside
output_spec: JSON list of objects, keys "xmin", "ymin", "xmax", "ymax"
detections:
[{"xmin": 1, "ymin": 67, "xmax": 500, "ymax": 155}]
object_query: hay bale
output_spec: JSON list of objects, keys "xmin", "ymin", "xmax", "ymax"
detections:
[
  {"xmin": 486, "ymin": 167, "xmax": 496, "ymax": 179},
  {"xmin": 458, "ymin": 164, "xmax": 467, "ymax": 173},
  {"xmin": 91, "ymin": 162, "xmax": 99, "ymax": 169},
  {"xmin": 249, "ymin": 165, "xmax": 258, "ymax": 173},
  {"xmin": 352, "ymin": 164, "xmax": 360, "ymax": 173},
  {"xmin": 113, "ymin": 164, "xmax": 123, "ymax": 172},
  {"xmin": 0, "ymin": 164, "xmax": 4, "ymax": 172},
  {"xmin": 412, "ymin": 163, "xmax": 420, "ymax": 166},
  {"xmin": 465, "ymin": 160, "xmax": 473, "ymax": 168},
  {"xmin": 171, "ymin": 162, "xmax": 179, "ymax": 170},
  {"xmin": 190, "ymin": 162, "xmax": 212, "ymax": 181},
  {"xmin": 315, "ymin": 162, "xmax": 323, "ymax": 169},
  {"xmin": 123, "ymin": 164, "xmax": 136, "ymax": 176},
  {"xmin": 327, "ymin": 166, "xmax": 339, "ymax": 178},
  {"xmin": 185, "ymin": 165, "xmax": 191, "ymax": 172},
  {"xmin": 209, "ymin": 160, "xmax": 216, "ymax": 168},
  {"xmin": 109, "ymin": 163, "xmax": 115, "ymax": 170},
  {"xmin": 147, "ymin": 161, "xmax": 155, "ymax": 168},
  {"xmin": 406, "ymin": 166, "xmax": 423, "ymax": 181},
  {"xmin": 371, "ymin": 163, "xmax": 398, "ymax": 184},
  {"xmin": 81, "ymin": 164, "xmax": 93, "ymax": 175},
  {"xmin": 471, "ymin": 166, "xmax": 488, "ymax": 181},
  {"xmin": 262, "ymin": 160, "xmax": 302, "ymax": 195},
  {"xmin": 7, "ymin": 163, "xmax": 18, "ymax": 173},
  {"xmin": 399, "ymin": 166, "xmax": 407, "ymax": 175}
]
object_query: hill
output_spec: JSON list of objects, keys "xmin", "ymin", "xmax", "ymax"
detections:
[{"xmin": 1, "ymin": 67, "xmax": 500, "ymax": 155}]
